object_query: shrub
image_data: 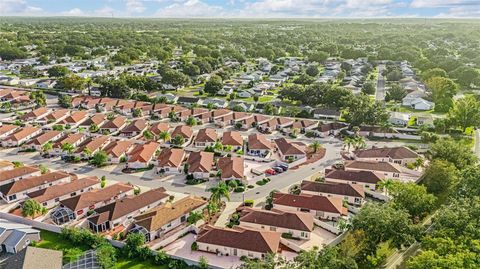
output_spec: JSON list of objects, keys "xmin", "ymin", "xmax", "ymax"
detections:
[
  {"xmin": 234, "ymin": 187, "xmax": 245, "ymax": 193},
  {"xmin": 191, "ymin": 242, "xmax": 198, "ymax": 251},
  {"xmin": 247, "ymin": 185, "xmax": 254, "ymax": 189},
  {"xmin": 256, "ymin": 180, "xmax": 266, "ymax": 186},
  {"xmin": 244, "ymin": 200, "xmax": 254, "ymax": 207}
]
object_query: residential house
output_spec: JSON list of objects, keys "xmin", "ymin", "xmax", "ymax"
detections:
[
  {"xmin": 23, "ymin": 130, "xmax": 63, "ymax": 151},
  {"xmin": 404, "ymin": 97, "xmax": 434, "ymax": 111},
  {"xmin": 126, "ymin": 142, "xmax": 160, "ymax": 169},
  {"xmin": 272, "ymin": 192, "xmax": 347, "ymax": 221},
  {"xmin": 149, "ymin": 122, "xmax": 170, "ymax": 139},
  {"xmin": 194, "ymin": 128, "xmax": 217, "ymax": 148},
  {"xmin": 177, "ymin": 97, "xmax": 201, "ymax": 106},
  {"xmin": 221, "ymin": 131, "xmax": 244, "ymax": 151},
  {"xmin": 87, "ymin": 188, "xmax": 168, "ymax": 233},
  {"xmin": 102, "ymin": 140, "xmax": 134, "ymax": 164},
  {"xmin": 119, "ymin": 119, "xmax": 148, "ymax": 138},
  {"xmin": 324, "ymin": 169, "xmax": 384, "ymax": 191},
  {"xmin": 52, "ymin": 183, "xmax": 134, "ymax": 225},
  {"xmin": 352, "ymin": 146, "xmax": 419, "ymax": 166},
  {"xmin": 0, "ymin": 222, "xmax": 41, "ymax": 254},
  {"xmin": 238, "ymin": 114, "xmax": 270, "ymax": 130},
  {"xmin": 78, "ymin": 113, "xmax": 107, "ymax": 130},
  {"xmin": 210, "ymin": 109, "xmax": 233, "ymax": 123},
  {"xmin": 37, "ymin": 109, "xmax": 69, "ymax": 125},
  {"xmin": 217, "ymin": 157, "xmax": 244, "ymax": 181},
  {"xmin": 300, "ymin": 181, "xmax": 365, "ymax": 205},
  {"xmin": 186, "ymin": 151, "xmax": 214, "ymax": 179},
  {"xmin": 0, "ymin": 246, "xmax": 62, "ymax": 268},
  {"xmin": 51, "ymin": 133, "xmax": 87, "ymax": 155},
  {"xmin": 156, "ymin": 148, "xmax": 186, "ymax": 174},
  {"xmin": 99, "ymin": 116, "xmax": 127, "ymax": 134},
  {"xmin": 312, "ymin": 122, "xmax": 348, "ymax": 137},
  {"xmin": 0, "ymin": 124, "xmax": 19, "ymax": 139},
  {"xmin": 2, "ymin": 126, "xmax": 41, "ymax": 147},
  {"xmin": 0, "ymin": 166, "xmax": 41, "ymax": 187},
  {"xmin": 0, "ymin": 171, "xmax": 71, "ymax": 203},
  {"xmin": 196, "ymin": 225, "xmax": 281, "ymax": 259},
  {"xmin": 389, "ymin": 112, "xmax": 411, "ymax": 126},
  {"xmin": 247, "ymin": 134, "xmax": 272, "ymax": 157},
  {"xmin": 288, "ymin": 119, "xmax": 318, "ymax": 134},
  {"xmin": 74, "ymin": 135, "xmax": 110, "ymax": 159},
  {"xmin": 20, "ymin": 107, "xmax": 50, "ymax": 122},
  {"xmin": 132, "ymin": 196, "xmax": 207, "ymax": 242},
  {"xmin": 27, "ymin": 176, "xmax": 100, "ymax": 208},
  {"xmin": 344, "ymin": 160, "xmax": 421, "ymax": 182},
  {"xmin": 171, "ymin": 125, "xmax": 193, "ymax": 145},
  {"xmin": 313, "ymin": 108, "xmax": 341, "ymax": 120},
  {"xmin": 202, "ymin": 98, "xmax": 228, "ymax": 108},
  {"xmin": 229, "ymin": 101, "xmax": 254, "ymax": 112},
  {"xmin": 239, "ymin": 208, "xmax": 314, "ymax": 240},
  {"xmin": 58, "ymin": 111, "xmax": 89, "ymax": 129},
  {"xmin": 36, "ymin": 79, "xmax": 56, "ymax": 89},
  {"xmin": 274, "ymin": 138, "xmax": 307, "ymax": 162}
]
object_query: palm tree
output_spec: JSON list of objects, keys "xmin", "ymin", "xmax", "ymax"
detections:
[
  {"xmin": 343, "ymin": 136, "xmax": 354, "ymax": 152},
  {"xmin": 42, "ymin": 141, "xmax": 53, "ymax": 154},
  {"xmin": 159, "ymin": 131, "xmax": 171, "ymax": 142},
  {"xmin": 208, "ymin": 182, "xmax": 230, "ymax": 206},
  {"xmin": 186, "ymin": 116, "xmax": 197, "ymax": 126},
  {"xmin": 378, "ymin": 179, "xmax": 395, "ymax": 196},
  {"xmin": 353, "ymin": 136, "xmax": 366, "ymax": 150},
  {"xmin": 83, "ymin": 148, "xmax": 92, "ymax": 158},
  {"xmin": 187, "ymin": 211, "xmax": 204, "ymax": 225},
  {"xmin": 309, "ymin": 141, "xmax": 322, "ymax": 153},
  {"xmin": 213, "ymin": 141, "xmax": 223, "ymax": 152},
  {"xmin": 61, "ymin": 142, "xmax": 75, "ymax": 155}
]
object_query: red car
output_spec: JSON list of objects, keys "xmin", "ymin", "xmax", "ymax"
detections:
[{"xmin": 265, "ymin": 169, "xmax": 276, "ymax": 175}]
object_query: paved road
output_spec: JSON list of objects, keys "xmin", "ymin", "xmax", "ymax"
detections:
[
  {"xmin": 376, "ymin": 64, "xmax": 386, "ymax": 102},
  {"xmin": 0, "ymin": 137, "xmax": 342, "ymax": 202}
]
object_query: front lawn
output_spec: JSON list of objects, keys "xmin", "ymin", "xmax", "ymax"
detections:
[{"xmin": 116, "ymin": 258, "xmax": 167, "ymax": 269}]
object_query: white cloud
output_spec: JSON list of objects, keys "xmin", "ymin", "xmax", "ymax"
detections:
[
  {"xmin": 410, "ymin": 0, "xmax": 479, "ymax": 8},
  {"xmin": 155, "ymin": 0, "xmax": 226, "ymax": 18},
  {"xmin": 61, "ymin": 8, "xmax": 85, "ymax": 16},
  {"xmin": 126, "ymin": 0, "xmax": 146, "ymax": 14},
  {"xmin": 0, "ymin": 0, "xmax": 43, "ymax": 15}
]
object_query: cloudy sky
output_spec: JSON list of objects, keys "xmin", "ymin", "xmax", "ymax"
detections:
[{"xmin": 1, "ymin": 0, "xmax": 479, "ymax": 18}]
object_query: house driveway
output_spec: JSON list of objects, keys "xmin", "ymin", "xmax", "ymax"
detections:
[{"xmin": 164, "ymin": 233, "xmax": 243, "ymax": 269}]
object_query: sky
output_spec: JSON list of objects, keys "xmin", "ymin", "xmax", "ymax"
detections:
[{"xmin": 0, "ymin": 0, "xmax": 479, "ymax": 18}]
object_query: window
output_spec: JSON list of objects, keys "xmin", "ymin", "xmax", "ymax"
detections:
[
  {"xmin": 8, "ymin": 194, "xmax": 16, "ymax": 201},
  {"xmin": 43, "ymin": 202, "xmax": 47, "ymax": 206},
  {"xmin": 269, "ymin": 227, "xmax": 276, "ymax": 231}
]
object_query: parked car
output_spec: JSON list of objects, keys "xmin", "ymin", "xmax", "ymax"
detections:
[
  {"xmin": 273, "ymin": 167, "xmax": 284, "ymax": 173},
  {"xmin": 278, "ymin": 164, "xmax": 289, "ymax": 171},
  {"xmin": 265, "ymin": 169, "xmax": 276, "ymax": 175}
]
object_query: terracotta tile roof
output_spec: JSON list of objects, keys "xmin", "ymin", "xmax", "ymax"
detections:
[
  {"xmin": 172, "ymin": 105, "xmax": 189, "ymax": 113},
  {"xmin": 195, "ymin": 128, "xmax": 217, "ymax": 143},
  {"xmin": 25, "ymin": 130, "xmax": 62, "ymax": 146},
  {"xmin": 274, "ymin": 138, "xmax": 306, "ymax": 155},
  {"xmin": 0, "ymin": 171, "xmax": 70, "ymax": 196},
  {"xmin": 211, "ymin": 109, "xmax": 232, "ymax": 118},
  {"xmin": 217, "ymin": 157, "xmax": 244, "ymax": 179},
  {"xmin": 325, "ymin": 169, "xmax": 384, "ymax": 184},
  {"xmin": 54, "ymin": 133, "xmax": 85, "ymax": 148},
  {"xmin": 240, "ymin": 208, "xmax": 314, "ymax": 232},
  {"xmin": 87, "ymin": 188, "xmax": 168, "ymax": 225},
  {"xmin": 197, "ymin": 225, "xmax": 281, "ymax": 254},
  {"xmin": 253, "ymin": 114, "xmax": 270, "ymax": 123},
  {"xmin": 134, "ymin": 196, "xmax": 207, "ymax": 232},
  {"xmin": 121, "ymin": 119, "xmax": 148, "ymax": 134},
  {"xmin": 27, "ymin": 176, "xmax": 100, "ymax": 203},
  {"xmin": 127, "ymin": 142, "xmax": 159, "ymax": 163},
  {"xmin": 344, "ymin": 160, "xmax": 401, "ymax": 173},
  {"xmin": 272, "ymin": 192, "xmax": 346, "ymax": 215},
  {"xmin": 101, "ymin": 116, "xmax": 127, "ymax": 129},
  {"xmin": 75, "ymin": 135, "xmax": 110, "ymax": 154},
  {"xmin": 149, "ymin": 122, "xmax": 170, "ymax": 136},
  {"xmin": 171, "ymin": 125, "xmax": 193, "ymax": 139},
  {"xmin": 157, "ymin": 148, "xmax": 185, "ymax": 168},
  {"xmin": 260, "ymin": 118, "xmax": 278, "ymax": 128},
  {"xmin": 152, "ymin": 103, "xmax": 172, "ymax": 112},
  {"xmin": 20, "ymin": 107, "xmax": 49, "ymax": 120},
  {"xmin": 187, "ymin": 151, "xmax": 214, "ymax": 173},
  {"xmin": 0, "ymin": 166, "xmax": 40, "ymax": 184},
  {"xmin": 60, "ymin": 183, "xmax": 133, "ymax": 211},
  {"xmin": 276, "ymin": 117, "xmax": 294, "ymax": 126},
  {"xmin": 222, "ymin": 131, "xmax": 243, "ymax": 146},
  {"xmin": 291, "ymin": 119, "xmax": 318, "ymax": 129},
  {"xmin": 60, "ymin": 111, "xmax": 88, "ymax": 124},
  {"xmin": 315, "ymin": 122, "xmax": 348, "ymax": 132},
  {"xmin": 43, "ymin": 109, "xmax": 69, "ymax": 121},
  {"xmin": 0, "ymin": 125, "xmax": 19, "ymax": 136},
  {"xmin": 353, "ymin": 147, "xmax": 419, "ymax": 160},
  {"xmin": 103, "ymin": 140, "xmax": 134, "ymax": 158},
  {"xmin": 300, "ymin": 181, "xmax": 365, "ymax": 198},
  {"xmin": 5, "ymin": 126, "xmax": 40, "ymax": 142},
  {"xmin": 248, "ymin": 133, "xmax": 272, "ymax": 150},
  {"xmin": 191, "ymin": 108, "xmax": 209, "ymax": 116},
  {"xmin": 79, "ymin": 114, "xmax": 106, "ymax": 127},
  {"xmin": 232, "ymin": 112, "xmax": 251, "ymax": 121}
]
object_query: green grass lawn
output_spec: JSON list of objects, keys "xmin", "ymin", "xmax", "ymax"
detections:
[{"xmin": 36, "ymin": 230, "xmax": 167, "ymax": 268}]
